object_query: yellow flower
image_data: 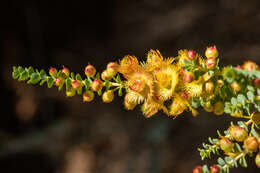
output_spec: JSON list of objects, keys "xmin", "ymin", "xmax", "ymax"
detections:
[
  {"xmin": 118, "ymin": 55, "xmax": 139, "ymax": 76},
  {"xmin": 153, "ymin": 65, "xmax": 179, "ymax": 101},
  {"xmin": 126, "ymin": 71, "xmax": 154, "ymax": 102}
]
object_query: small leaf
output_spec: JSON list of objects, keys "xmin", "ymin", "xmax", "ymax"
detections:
[
  {"xmin": 76, "ymin": 73, "xmax": 82, "ymax": 81},
  {"xmin": 40, "ymin": 79, "xmax": 47, "ymax": 86},
  {"xmin": 40, "ymin": 70, "xmax": 47, "ymax": 79},
  {"xmin": 217, "ymin": 157, "xmax": 226, "ymax": 166},
  {"xmin": 19, "ymin": 71, "xmax": 29, "ymax": 81},
  {"xmin": 247, "ymin": 91, "xmax": 255, "ymax": 102},
  {"xmin": 237, "ymin": 94, "xmax": 246, "ymax": 106},
  {"xmin": 65, "ymin": 78, "xmax": 72, "ymax": 91},
  {"xmin": 28, "ymin": 73, "xmax": 41, "ymax": 84},
  {"xmin": 47, "ymin": 77, "xmax": 55, "ymax": 88},
  {"xmin": 118, "ymin": 87, "xmax": 123, "ymax": 96},
  {"xmin": 239, "ymin": 156, "xmax": 247, "ymax": 168},
  {"xmin": 231, "ymin": 97, "xmax": 237, "ymax": 106}
]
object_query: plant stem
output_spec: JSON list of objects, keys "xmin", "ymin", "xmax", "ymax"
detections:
[{"xmin": 222, "ymin": 151, "xmax": 247, "ymax": 169}]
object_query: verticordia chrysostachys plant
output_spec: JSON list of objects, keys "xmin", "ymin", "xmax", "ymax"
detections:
[{"xmin": 12, "ymin": 46, "xmax": 260, "ymax": 172}]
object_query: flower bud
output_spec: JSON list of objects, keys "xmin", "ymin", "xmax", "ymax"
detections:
[
  {"xmin": 66, "ymin": 89, "xmax": 75, "ymax": 97},
  {"xmin": 253, "ymin": 78, "xmax": 260, "ymax": 88},
  {"xmin": 72, "ymin": 80, "xmax": 82, "ymax": 90},
  {"xmin": 107, "ymin": 62, "xmax": 119, "ymax": 77},
  {"xmin": 244, "ymin": 136, "xmax": 259, "ymax": 152},
  {"xmin": 205, "ymin": 45, "xmax": 219, "ymax": 58},
  {"xmin": 124, "ymin": 93, "xmax": 137, "ymax": 110},
  {"xmin": 85, "ymin": 64, "xmax": 96, "ymax": 77},
  {"xmin": 204, "ymin": 101, "xmax": 214, "ymax": 112},
  {"xmin": 187, "ymin": 50, "xmax": 197, "ymax": 60},
  {"xmin": 102, "ymin": 90, "xmax": 114, "ymax": 103},
  {"xmin": 204, "ymin": 81, "xmax": 214, "ymax": 94},
  {"xmin": 91, "ymin": 79, "xmax": 103, "ymax": 92},
  {"xmin": 55, "ymin": 77, "xmax": 64, "ymax": 86},
  {"xmin": 236, "ymin": 65, "xmax": 242, "ymax": 70},
  {"xmin": 184, "ymin": 72, "xmax": 194, "ymax": 83},
  {"xmin": 243, "ymin": 61, "xmax": 258, "ymax": 72},
  {"xmin": 255, "ymin": 152, "xmax": 260, "ymax": 168},
  {"xmin": 49, "ymin": 67, "xmax": 57, "ymax": 77},
  {"xmin": 101, "ymin": 70, "xmax": 112, "ymax": 80},
  {"xmin": 206, "ymin": 57, "xmax": 216, "ymax": 69},
  {"xmin": 62, "ymin": 67, "xmax": 70, "ymax": 77},
  {"xmin": 213, "ymin": 101, "xmax": 224, "ymax": 115},
  {"xmin": 231, "ymin": 82, "xmax": 241, "ymax": 93},
  {"xmin": 83, "ymin": 90, "xmax": 95, "ymax": 102},
  {"xmin": 219, "ymin": 137, "xmax": 234, "ymax": 152},
  {"xmin": 217, "ymin": 80, "xmax": 224, "ymax": 87},
  {"xmin": 229, "ymin": 125, "xmax": 248, "ymax": 142},
  {"xmin": 210, "ymin": 165, "xmax": 220, "ymax": 173},
  {"xmin": 193, "ymin": 166, "xmax": 203, "ymax": 173}
]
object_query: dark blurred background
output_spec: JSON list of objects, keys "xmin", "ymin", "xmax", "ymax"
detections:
[{"xmin": 1, "ymin": 0, "xmax": 260, "ymax": 172}]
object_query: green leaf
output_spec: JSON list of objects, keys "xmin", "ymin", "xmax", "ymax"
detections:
[
  {"xmin": 27, "ymin": 66, "xmax": 34, "ymax": 75},
  {"xmin": 247, "ymin": 91, "xmax": 255, "ymax": 102},
  {"xmin": 202, "ymin": 165, "xmax": 209, "ymax": 173},
  {"xmin": 251, "ymin": 127, "xmax": 260, "ymax": 138},
  {"xmin": 12, "ymin": 70, "xmax": 20, "ymax": 79},
  {"xmin": 247, "ymin": 85, "xmax": 255, "ymax": 92},
  {"xmin": 77, "ymin": 87, "xmax": 82, "ymax": 95},
  {"xmin": 237, "ymin": 121, "xmax": 248, "ymax": 132},
  {"xmin": 239, "ymin": 156, "xmax": 247, "ymax": 168},
  {"xmin": 237, "ymin": 94, "xmax": 246, "ymax": 106},
  {"xmin": 47, "ymin": 77, "xmax": 55, "ymax": 88},
  {"xmin": 118, "ymin": 87, "xmax": 123, "ymax": 96},
  {"xmin": 224, "ymin": 102, "xmax": 232, "ymax": 114},
  {"xmin": 17, "ymin": 66, "xmax": 24, "ymax": 73},
  {"xmin": 70, "ymin": 72, "xmax": 75, "ymax": 79},
  {"xmin": 217, "ymin": 157, "xmax": 226, "ymax": 166},
  {"xmin": 257, "ymin": 88, "xmax": 260, "ymax": 96},
  {"xmin": 23, "ymin": 72, "xmax": 29, "ymax": 79},
  {"xmin": 40, "ymin": 79, "xmax": 47, "ymax": 86},
  {"xmin": 65, "ymin": 78, "xmax": 72, "ymax": 91},
  {"xmin": 40, "ymin": 70, "xmax": 47, "ymax": 79},
  {"xmin": 28, "ymin": 73, "xmax": 41, "ymax": 84},
  {"xmin": 76, "ymin": 73, "xmax": 82, "ymax": 81},
  {"xmin": 231, "ymin": 97, "xmax": 237, "ymax": 106}
]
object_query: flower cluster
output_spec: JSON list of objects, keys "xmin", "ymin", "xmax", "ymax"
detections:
[{"xmin": 12, "ymin": 46, "xmax": 260, "ymax": 172}]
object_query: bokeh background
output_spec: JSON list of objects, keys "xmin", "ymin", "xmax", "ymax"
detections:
[{"xmin": 1, "ymin": 0, "xmax": 260, "ymax": 172}]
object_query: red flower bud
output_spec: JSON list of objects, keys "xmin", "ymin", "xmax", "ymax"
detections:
[
  {"xmin": 85, "ymin": 64, "xmax": 96, "ymax": 77},
  {"xmin": 106, "ymin": 62, "xmax": 119, "ymax": 77},
  {"xmin": 101, "ymin": 70, "xmax": 112, "ymax": 80},
  {"xmin": 253, "ymin": 78, "xmax": 260, "ymax": 88},
  {"xmin": 62, "ymin": 67, "xmax": 70, "ymax": 77},
  {"xmin": 72, "ymin": 80, "xmax": 81, "ymax": 90},
  {"xmin": 210, "ymin": 165, "xmax": 220, "ymax": 173},
  {"xmin": 193, "ymin": 166, "xmax": 203, "ymax": 173},
  {"xmin": 49, "ymin": 67, "xmax": 57, "ymax": 77},
  {"xmin": 102, "ymin": 90, "xmax": 114, "ymax": 103},
  {"xmin": 206, "ymin": 58, "xmax": 216, "ymax": 69},
  {"xmin": 236, "ymin": 65, "xmax": 242, "ymax": 70},
  {"xmin": 205, "ymin": 45, "xmax": 219, "ymax": 58},
  {"xmin": 229, "ymin": 125, "xmax": 248, "ymax": 142},
  {"xmin": 255, "ymin": 152, "xmax": 260, "ymax": 168},
  {"xmin": 219, "ymin": 137, "xmax": 234, "ymax": 152},
  {"xmin": 244, "ymin": 136, "xmax": 259, "ymax": 152},
  {"xmin": 187, "ymin": 50, "xmax": 197, "ymax": 60},
  {"xmin": 83, "ymin": 90, "xmax": 95, "ymax": 102},
  {"xmin": 184, "ymin": 72, "xmax": 194, "ymax": 83},
  {"xmin": 55, "ymin": 77, "xmax": 64, "ymax": 86},
  {"xmin": 91, "ymin": 79, "xmax": 103, "ymax": 92}
]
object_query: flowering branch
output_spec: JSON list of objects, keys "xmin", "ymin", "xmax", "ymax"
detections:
[{"xmin": 12, "ymin": 46, "xmax": 260, "ymax": 172}]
